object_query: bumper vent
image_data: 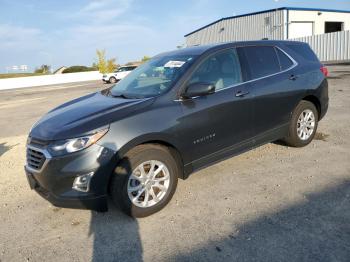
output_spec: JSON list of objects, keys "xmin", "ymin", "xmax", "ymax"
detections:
[{"xmin": 26, "ymin": 147, "xmax": 46, "ymax": 171}]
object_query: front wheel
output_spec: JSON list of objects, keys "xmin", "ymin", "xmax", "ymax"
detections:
[
  {"xmin": 110, "ymin": 144, "xmax": 179, "ymax": 217},
  {"xmin": 284, "ymin": 100, "xmax": 318, "ymax": 147}
]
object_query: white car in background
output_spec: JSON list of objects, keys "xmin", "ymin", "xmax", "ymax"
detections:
[{"xmin": 102, "ymin": 65, "xmax": 137, "ymax": 83}]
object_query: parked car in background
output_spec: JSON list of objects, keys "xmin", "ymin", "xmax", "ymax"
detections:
[
  {"xmin": 102, "ymin": 66, "xmax": 137, "ymax": 83},
  {"xmin": 25, "ymin": 40, "xmax": 328, "ymax": 217}
]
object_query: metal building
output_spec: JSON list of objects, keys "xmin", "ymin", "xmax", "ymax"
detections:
[{"xmin": 185, "ymin": 7, "xmax": 350, "ymax": 46}]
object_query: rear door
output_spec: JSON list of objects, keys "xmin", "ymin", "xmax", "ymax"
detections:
[
  {"xmin": 178, "ymin": 48, "xmax": 253, "ymax": 168},
  {"xmin": 237, "ymin": 45, "xmax": 299, "ymax": 143}
]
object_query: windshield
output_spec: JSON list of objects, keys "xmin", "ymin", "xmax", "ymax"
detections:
[{"xmin": 109, "ymin": 54, "xmax": 197, "ymax": 98}]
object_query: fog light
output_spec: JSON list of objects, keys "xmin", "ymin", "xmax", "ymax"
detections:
[{"xmin": 72, "ymin": 172, "xmax": 94, "ymax": 192}]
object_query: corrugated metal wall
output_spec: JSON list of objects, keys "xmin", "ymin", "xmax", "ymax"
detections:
[
  {"xmin": 290, "ymin": 30, "xmax": 350, "ymax": 62},
  {"xmin": 186, "ymin": 10, "xmax": 285, "ymax": 46}
]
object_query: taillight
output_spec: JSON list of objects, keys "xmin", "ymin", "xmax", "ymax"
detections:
[{"xmin": 320, "ymin": 66, "xmax": 328, "ymax": 77}]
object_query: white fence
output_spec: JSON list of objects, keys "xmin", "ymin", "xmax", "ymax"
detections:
[
  {"xmin": 0, "ymin": 71, "xmax": 102, "ymax": 91},
  {"xmin": 290, "ymin": 30, "xmax": 350, "ymax": 62}
]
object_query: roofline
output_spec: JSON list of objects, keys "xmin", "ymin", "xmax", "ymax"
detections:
[{"xmin": 184, "ymin": 7, "xmax": 350, "ymax": 37}]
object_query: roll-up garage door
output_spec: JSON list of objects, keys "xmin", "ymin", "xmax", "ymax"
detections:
[{"xmin": 289, "ymin": 22, "xmax": 313, "ymax": 38}]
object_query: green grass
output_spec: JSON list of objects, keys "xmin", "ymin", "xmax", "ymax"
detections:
[{"xmin": 0, "ymin": 73, "xmax": 51, "ymax": 79}]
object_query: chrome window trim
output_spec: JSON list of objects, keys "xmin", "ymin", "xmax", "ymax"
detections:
[
  {"xmin": 25, "ymin": 145, "xmax": 52, "ymax": 174},
  {"xmin": 175, "ymin": 45, "xmax": 298, "ymax": 101}
]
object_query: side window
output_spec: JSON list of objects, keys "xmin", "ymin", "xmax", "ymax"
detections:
[
  {"xmin": 188, "ymin": 49, "xmax": 243, "ymax": 91},
  {"xmin": 276, "ymin": 48, "xmax": 294, "ymax": 71},
  {"xmin": 286, "ymin": 44, "xmax": 319, "ymax": 62},
  {"xmin": 240, "ymin": 46, "xmax": 280, "ymax": 79}
]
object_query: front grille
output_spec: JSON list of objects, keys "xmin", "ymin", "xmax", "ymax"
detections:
[{"xmin": 26, "ymin": 147, "xmax": 46, "ymax": 171}]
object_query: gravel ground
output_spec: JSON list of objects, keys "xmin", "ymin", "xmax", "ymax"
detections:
[{"xmin": 0, "ymin": 67, "xmax": 349, "ymax": 262}]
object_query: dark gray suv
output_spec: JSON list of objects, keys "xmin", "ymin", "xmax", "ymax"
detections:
[{"xmin": 25, "ymin": 40, "xmax": 328, "ymax": 217}]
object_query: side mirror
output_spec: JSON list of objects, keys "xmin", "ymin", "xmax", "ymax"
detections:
[{"xmin": 182, "ymin": 82, "xmax": 215, "ymax": 98}]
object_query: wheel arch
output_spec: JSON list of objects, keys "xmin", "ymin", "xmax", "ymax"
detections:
[
  {"xmin": 109, "ymin": 134, "xmax": 186, "ymax": 183},
  {"xmin": 301, "ymin": 95, "xmax": 321, "ymax": 119},
  {"xmin": 140, "ymin": 140, "xmax": 185, "ymax": 179}
]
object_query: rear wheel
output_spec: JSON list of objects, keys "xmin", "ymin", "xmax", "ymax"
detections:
[
  {"xmin": 110, "ymin": 144, "xmax": 179, "ymax": 217},
  {"xmin": 284, "ymin": 100, "xmax": 318, "ymax": 147},
  {"xmin": 109, "ymin": 77, "xmax": 117, "ymax": 83}
]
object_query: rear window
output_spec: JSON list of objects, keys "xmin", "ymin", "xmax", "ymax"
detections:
[
  {"xmin": 239, "ymin": 46, "xmax": 280, "ymax": 79},
  {"xmin": 276, "ymin": 48, "xmax": 294, "ymax": 70},
  {"xmin": 286, "ymin": 44, "xmax": 319, "ymax": 62}
]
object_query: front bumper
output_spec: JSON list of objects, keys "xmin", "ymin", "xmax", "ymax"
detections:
[
  {"xmin": 25, "ymin": 143, "xmax": 116, "ymax": 212},
  {"xmin": 26, "ymin": 171, "xmax": 108, "ymax": 210}
]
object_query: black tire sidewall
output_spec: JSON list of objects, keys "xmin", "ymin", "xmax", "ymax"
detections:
[
  {"xmin": 287, "ymin": 101, "xmax": 318, "ymax": 147},
  {"xmin": 111, "ymin": 146, "xmax": 178, "ymax": 217}
]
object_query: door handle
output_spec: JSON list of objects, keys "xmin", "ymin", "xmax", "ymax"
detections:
[
  {"xmin": 235, "ymin": 90, "xmax": 249, "ymax": 97},
  {"xmin": 289, "ymin": 74, "xmax": 298, "ymax": 81}
]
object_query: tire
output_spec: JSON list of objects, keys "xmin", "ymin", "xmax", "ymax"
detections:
[
  {"xmin": 110, "ymin": 144, "xmax": 179, "ymax": 217},
  {"xmin": 284, "ymin": 100, "xmax": 318, "ymax": 147},
  {"xmin": 109, "ymin": 77, "xmax": 117, "ymax": 83}
]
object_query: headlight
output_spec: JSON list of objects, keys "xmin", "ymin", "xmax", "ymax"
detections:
[{"xmin": 48, "ymin": 128, "xmax": 108, "ymax": 156}]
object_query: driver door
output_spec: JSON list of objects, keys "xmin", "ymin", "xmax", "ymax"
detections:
[{"xmin": 177, "ymin": 48, "xmax": 253, "ymax": 169}]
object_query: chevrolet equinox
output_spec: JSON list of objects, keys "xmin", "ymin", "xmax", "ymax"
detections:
[{"xmin": 25, "ymin": 41, "xmax": 329, "ymax": 217}]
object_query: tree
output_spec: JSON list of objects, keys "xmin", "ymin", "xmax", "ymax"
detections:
[
  {"xmin": 34, "ymin": 64, "xmax": 51, "ymax": 74},
  {"xmin": 96, "ymin": 49, "xmax": 107, "ymax": 74},
  {"xmin": 62, "ymin": 66, "xmax": 96, "ymax": 74},
  {"xmin": 91, "ymin": 62, "xmax": 98, "ymax": 70},
  {"xmin": 141, "ymin": 56, "xmax": 151, "ymax": 63},
  {"xmin": 107, "ymin": 58, "xmax": 117, "ymax": 73},
  {"xmin": 96, "ymin": 49, "xmax": 117, "ymax": 74}
]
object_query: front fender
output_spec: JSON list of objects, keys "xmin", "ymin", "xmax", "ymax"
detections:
[{"xmin": 97, "ymin": 132, "xmax": 186, "ymax": 180}]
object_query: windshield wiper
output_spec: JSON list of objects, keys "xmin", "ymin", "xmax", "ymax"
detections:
[
  {"xmin": 105, "ymin": 89, "xmax": 144, "ymax": 99},
  {"xmin": 113, "ymin": 94, "xmax": 129, "ymax": 99},
  {"xmin": 110, "ymin": 93, "xmax": 134, "ymax": 99}
]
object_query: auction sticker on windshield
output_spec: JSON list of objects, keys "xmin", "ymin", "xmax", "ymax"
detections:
[{"xmin": 164, "ymin": 60, "xmax": 186, "ymax": 68}]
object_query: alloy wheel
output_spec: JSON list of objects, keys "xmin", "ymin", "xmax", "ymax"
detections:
[
  {"xmin": 297, "ymin": 109, "xmax": 315, "ymax": 140},
  {"xmin": 127, "ymin": 160, "xmax": 170, "ymax": 208}
]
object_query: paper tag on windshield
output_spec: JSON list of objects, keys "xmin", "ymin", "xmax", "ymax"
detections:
[{"xmin": 164, "ymin": 60, "xmax": 186, "ymax": 68}]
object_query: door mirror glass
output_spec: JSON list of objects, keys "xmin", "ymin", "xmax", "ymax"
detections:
[{"xmin": 183, "ymin": 82, "xmax": 215, "ymax": 98}]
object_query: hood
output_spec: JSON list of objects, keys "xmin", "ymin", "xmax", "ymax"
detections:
[{"xmin": 30, "ymin": 91, "xmax": 154, "ymax": 140}]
